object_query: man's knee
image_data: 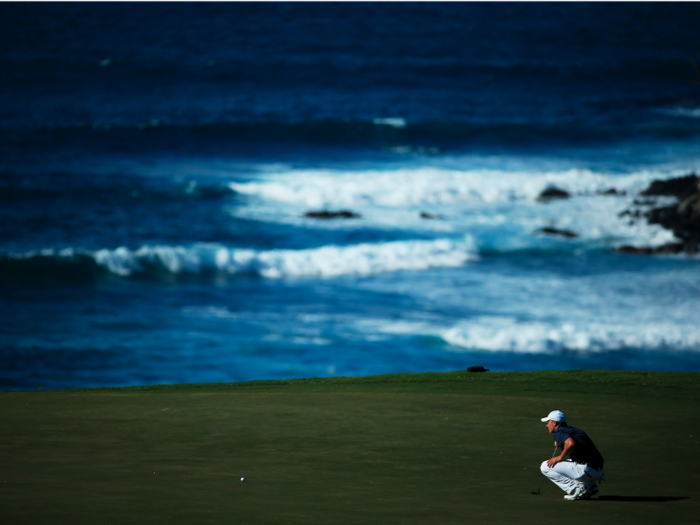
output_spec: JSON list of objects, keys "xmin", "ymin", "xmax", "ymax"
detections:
[{"xmin": 540, "ymin": 461, "xmax": 551, "ymax": 474}]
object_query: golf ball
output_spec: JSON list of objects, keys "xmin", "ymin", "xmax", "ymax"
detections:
[{"xmin": 240, "ymin": 477, "xmax": 245, "ymax": 481}]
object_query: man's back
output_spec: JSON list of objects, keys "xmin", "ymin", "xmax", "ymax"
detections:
[{"xmin": 553, "ymin": 425, "xmax": 604, "ymax": 470}]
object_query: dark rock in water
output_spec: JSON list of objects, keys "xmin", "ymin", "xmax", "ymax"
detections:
[
  {"xmin": 420, "ymin": 212, "xmax": 444, "ymax": 220},
  {"xmin": 644, "ymin": 189, "xmax": 700, "ymax": 248},
  {"xmin": 617, "ymin": 174, "xmax": 700, "ymax": 255},
  {"xmin": 640, "ymin": 174, "xmax": 698, "ymax": 199},
  {"xmin": 467, "ymin": 366, "xmax": 489, "ymax": 373},
  {"xmin": 534, "ymin": 227, "xmax": 579, "ymax": 238},
  {"xmin": 646, "ymin": 205, "xmax": 679, "ymax": 228},
  {"xmin": 304, "ymin": 210, "xmax": 361, "ymax": 219},
  {"xmin": 597, "ymin": 188, "xmax": 626, "ymax": 196},
  {"xmin": 537, "ymin": 186, "xmax": 570, "ymax": 202}
]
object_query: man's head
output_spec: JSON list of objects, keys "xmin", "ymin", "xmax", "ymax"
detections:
[{"xmin": 541, "ymin": 410, "xmax": 566, "ymax": 433}]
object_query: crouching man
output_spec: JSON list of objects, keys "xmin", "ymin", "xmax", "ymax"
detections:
[{"xmin": 540, "ymin": 410, "xmax": 605, "ymax": 500}]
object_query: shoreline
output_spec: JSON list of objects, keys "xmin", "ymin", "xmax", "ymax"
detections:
[{"xmin": 10, "ymin": 369, "xmax": 698, "ymax": 400}]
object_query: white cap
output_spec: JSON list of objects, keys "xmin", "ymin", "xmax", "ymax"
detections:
[{"xmin": 541, "ymin": 410, "xmax": 566, "ymax": 423}]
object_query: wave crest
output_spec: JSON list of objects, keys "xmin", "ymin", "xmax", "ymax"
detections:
[
  {"xmin": 442, "ymin": 316, "xmax": 700, "ymax": 353},
  {"xmin": 2, "ymin": 237, "xmax": 478, "ymax": 282},
  {"xmin": 228, "ymin": 167, "xmax": 648, "ymax": 209}
]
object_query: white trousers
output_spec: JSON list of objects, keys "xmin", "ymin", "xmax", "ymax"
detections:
[{"xmin": 540, "ymin": 460, "xmax": 604, "ymax": 494}]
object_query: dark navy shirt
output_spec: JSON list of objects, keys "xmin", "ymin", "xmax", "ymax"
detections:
[{"xmin": 554, "ymin": 425, "xmax": 604, "ymax": 470}]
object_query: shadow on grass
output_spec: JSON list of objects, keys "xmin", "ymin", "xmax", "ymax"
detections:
[{"xmin": 593, "ymin": 496, "xmax": 689, "ymax": 502}]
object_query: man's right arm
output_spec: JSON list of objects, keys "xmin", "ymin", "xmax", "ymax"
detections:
[{"xmin": 547, "ymin": 437, "xmax": 575, "ymax": 467}]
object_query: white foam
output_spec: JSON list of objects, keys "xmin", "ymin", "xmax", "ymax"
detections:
[
  {"xmin": 217, "ymin": 237, "xmax": 477, "ymax": 278},
  {"xmin": 94, "ymin": 245, "xmax": 202, "ymax": 276},
  {"xmin": 441, "ymin": 316, "xmax": 700, "ymax": 353},
  {"xmin": 228, "ymin": 167, "xmax": 654, "ymax": 209},
  {"xmin": 653, "ymin": 106, "xmax": 700, "ymax": 119},
  {"xmin": 88, "ymin": 237, "xmax": 478, "ymax": 279},
  {"xmin": 227, "ymin": 166, "xmax": 686, "ymax": 249},
  {"xmin": 372, "ymin": 117, "xmax": 407, "ymax": 128},
  {"xmin": 179, "ymin": 302, "xmax": 700, "ymax": 355}
]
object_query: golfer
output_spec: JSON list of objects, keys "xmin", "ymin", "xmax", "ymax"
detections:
[{"xmin": 539, "ymin": 410, "xmax": 605, "ymax": 500}]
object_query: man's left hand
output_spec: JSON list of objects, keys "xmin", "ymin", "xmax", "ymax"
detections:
[{"xmin": 547, "ymin": 456, "xmax": 562, "ymax": 468}]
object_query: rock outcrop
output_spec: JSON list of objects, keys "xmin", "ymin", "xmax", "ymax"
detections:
[
  {"xmin": 420, "ymin": 212, "xmax": 444, "ymax": 220},
  {"xmin": 537, "ymin": 186, "xmax": 570, "ymax": 202},
  {"xmin": 534, "ymin": 227, "xmax": 579, "ymax": 238},
  {"xmin": 597, "ymin": 187, "xmax": 626, "ymax": 196},
  {"xmin": 304, "ymin": 210, "xmax": 361, "ymax": 219},
  {"xmin": 639, "ymin": 174, "xmax": 699, "ymax": 199},
  {"xmin": 617, "ymin": 174, "xmax": 700, "ymax": 255}
]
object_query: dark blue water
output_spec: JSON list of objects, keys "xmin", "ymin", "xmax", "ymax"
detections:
[{"xmin": 2, "ymin": 3, "xmax": 700, "ymax": 391}]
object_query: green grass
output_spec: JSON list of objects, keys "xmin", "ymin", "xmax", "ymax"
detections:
[{"xmin": 2, "ymin": 370, "xmax": 698, "ymax": 524}]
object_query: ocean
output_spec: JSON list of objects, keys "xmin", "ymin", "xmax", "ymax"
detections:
[{"xmin": 2, "ymin": 2, "xmax": 700, "ymax": 391}]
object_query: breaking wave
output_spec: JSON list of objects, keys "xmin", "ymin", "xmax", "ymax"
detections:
[
  {"xmin": 228, "ymin": 167, "xmax": 658, "ymax": 209},
  {"xmin": 441, "ymin": 316, "xmax": 700, "ymax": 353},
  {"xmin": 1, "ymin": 237, "xmax": 478, "ymax": 282}
]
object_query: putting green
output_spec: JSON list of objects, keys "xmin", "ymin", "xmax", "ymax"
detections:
[{"xmin": 1, "ymin": 371, "xmax": 698, "ymax": 524}]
